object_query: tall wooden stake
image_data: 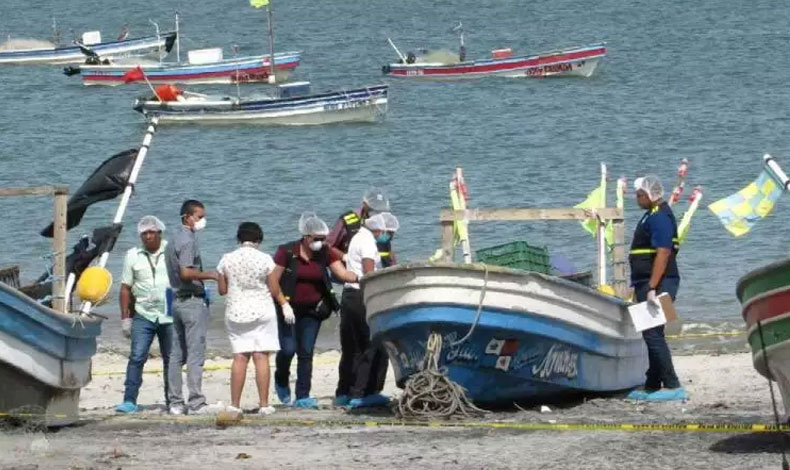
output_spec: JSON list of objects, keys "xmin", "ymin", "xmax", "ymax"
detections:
[{"xmin": 52, "ymin": 188, "xmax": 68, "ymax": 313}]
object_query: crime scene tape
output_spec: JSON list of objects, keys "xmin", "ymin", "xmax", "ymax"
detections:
[{"xmin": 3, "ymin": 411, "xmax": 788, "ymax": 434}]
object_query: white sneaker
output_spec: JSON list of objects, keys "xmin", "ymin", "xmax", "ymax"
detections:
[
  {"xmin": 258, "ymin": 406, "xmax": 276, "ymax": 416},
  {"xmin": 226, "ymin": 405, "xmax": 243, "ymax": 414},
  {"xmin": 190, "ymin": 405, "xmax": 215, "ymax": 415},
  {"xmin": 169, "ymin": 405, "xmax": 186, "ymax": 415}
]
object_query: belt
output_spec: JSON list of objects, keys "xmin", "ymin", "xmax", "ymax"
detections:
[{"xmin": 176, "ymin": 292, "xmax": 205, "ymax": 301}]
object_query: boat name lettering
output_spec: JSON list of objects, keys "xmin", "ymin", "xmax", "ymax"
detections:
[
  {"xmin": 526, "ymin": 63, "xmax": 573, "ymax": 77},
  {"xmin": 531, "ymin": 344, "xmax": 578, "ymax": 379},
  {"xmin": 405, "ymin": 69, "xmax": 424, "ymax": 76}
]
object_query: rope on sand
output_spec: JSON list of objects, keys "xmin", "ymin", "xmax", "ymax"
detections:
[{"xmin": 396, "ymin": 333, "xmax": 489, "ymax": 420}]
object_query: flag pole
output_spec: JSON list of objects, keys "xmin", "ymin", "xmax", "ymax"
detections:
[
  {"xmin": 453, "ymin": 167, "xmax": 472, "ymax": 264},
  {"xmin": 597, "ymin": 162, "xmax": 607, "ymax": 286},
  {"xmin": 79, "ymin": 117, "xmax": 159, "ymax": 316},
  {"xmin": 267, "ymin": 2, "xmax": 276, "ymax": 84}
]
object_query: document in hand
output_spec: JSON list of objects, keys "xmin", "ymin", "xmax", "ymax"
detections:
[{"xmin": 627, "ymin": 293, "xmax": 678, "ymax": 332}]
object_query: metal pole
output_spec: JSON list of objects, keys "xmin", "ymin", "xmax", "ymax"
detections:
[
  {"xmin": 79, "ymin": 117, "xmax": 159, "ymax": 315},
  {"xmin": 267, "ymin": 4, "xmax": 276, "ymax": 84},
  {"xmin": 597, "ymin": 163, "xmax": 607, "ymax": 286},
  {"xmin": 175, "ymin": 12, "xmax": 181, "ymax": 63},
  {"xmin": 52, "ymin": 188, "xmax": 68, "ymax": 313}
]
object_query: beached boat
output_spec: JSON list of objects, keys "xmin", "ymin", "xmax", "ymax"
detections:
[
  {"xmin": 737, "ymin": 259, "xmax": 790, "ymax": 418},
  {"xmin": 383, "ymin": 42, "xmax": 606, "ymax": 80},
  {"xmin": 0, "ymin": 31, "xmax": 176, "ymax": 65},
  {"xmin": 64, "ymin": 51, "xmax": 301, "ymax": 86},
  {"xmin": 133, "ymin": 83, "xmax": 388, "ymax": 125},
  {"xmin": 364, "ymin": 263, "xmax": 645, "ymax": 404},
  {"xmin": 0, "ymin": 277, "xmax": 102, "ymax": 426}
]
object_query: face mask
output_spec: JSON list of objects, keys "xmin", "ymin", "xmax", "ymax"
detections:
[
  {"xmin": 309, "ymin": 240, "xmax": 323, "ymax": 252},
  {"xmin": 376, "ymin": 233, "xmax": 390, "ymax": 243},
  {"xmin": 193, "ymin": 217, "xmax": 206, "ymax": 232}
]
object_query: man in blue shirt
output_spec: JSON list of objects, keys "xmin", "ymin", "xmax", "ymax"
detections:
[{"xmin": 627, "ymin": 175, "xmax": 687, "ymax": 402}]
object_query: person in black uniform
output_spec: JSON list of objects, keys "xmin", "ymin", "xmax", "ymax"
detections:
[
  {"xmin": 627, "ymin": 175, "xmax": 687, "ymax": 402},
  {"xmin": 327, "ymin": 187, "xmax": 395, "ymax": 267}
]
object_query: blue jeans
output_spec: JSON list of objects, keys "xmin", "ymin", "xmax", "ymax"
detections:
[
  {"xmin": 123, "ymin": 315, "xmax": 173, "ymax": 404},
  {"xmin": 275, "ymin": 306, "xmax": 322, "ymax": 399},
  {"xmin": 634, "ymin": 277, "xmax": 681, "ymax": 390}
]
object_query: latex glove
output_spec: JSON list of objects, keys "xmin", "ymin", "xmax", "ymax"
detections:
[
  {"xmin": 281, "ymin": 303, "xmax": 296, "ymax": 325},
  {"xmin": 646, "ymin": 290, "xmax": 660, "ymax": 307},
  {"xmin": 121, "ymin": 318, "xmax": 133, "ymax": 338}
]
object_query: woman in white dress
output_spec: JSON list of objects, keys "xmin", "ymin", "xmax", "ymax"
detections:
[{"xmin": 217, "ymin": 222, "xmax": 279, "ymax": 415}]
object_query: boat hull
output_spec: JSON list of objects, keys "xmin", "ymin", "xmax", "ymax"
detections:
[
  {"xmin": 384, "ymin": 43, "xmax": 605, "ymax": 80},
  {"xmin": 363, "ymin": 263, "xmax": 646, "ymax": 404},
  {"xmin": 737, "ymin": 258, "xmax": 790, "ymax": 418},
  {"xmin": 0, "ymin": 32, "xmax": 175, "ymax": 65},
  {"xmin": 0, "ymin": 281, "xmax": 102, "ymax": 425},
  {"xmin": 78, "ymin": 52, "xmax": 301, "ymax": 86},
  {"xmin": 136, "ymin": 85, "xmax": 388, "ymax": 126}
]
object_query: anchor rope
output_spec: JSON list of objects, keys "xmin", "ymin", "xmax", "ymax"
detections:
[{"xmin": 396, "ymin": 333, "xmax": 489, "ymax": 420}]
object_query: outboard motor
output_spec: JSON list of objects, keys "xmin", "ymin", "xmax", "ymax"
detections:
[
  {"xmin": 381, "ymin": 64, "xmax": 391, "ymax": 74},
  {"xmin": 406, "ymin": 52, "xmax": 416, "ymax": 64}
]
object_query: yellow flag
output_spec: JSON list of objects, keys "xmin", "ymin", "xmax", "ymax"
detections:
[{"xmin": 250, "ymin": 0, "xmax": 270, "ymax": 8}]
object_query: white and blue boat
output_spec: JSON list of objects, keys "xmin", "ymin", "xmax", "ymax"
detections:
[
  {"xmin": 0, "ymin": 31, "xmax": 176, "ymax": 65},
  {"xmin": 363, "ymin": 262, "xmax": 646, "ymax": 404},
  {"xmin": 133, "ymin": 82, "xmax": 389, "ymax": 126},
  {"xmin": 0, "ymin": 274, "xmax": 101, "ymax": 426}
]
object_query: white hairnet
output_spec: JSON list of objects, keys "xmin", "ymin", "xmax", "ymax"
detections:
[
  {"xmin": 365, "ymin": 213, "xmax": 387, "ymax": 231},
  {"xmin": 381, "ymin": 212, "xmax": 400, "ymax": 232},
  {"xmin": 363, "ymin": 187, "xmax": 390, "ymax": 213},
  {"xmin": 137, "ymin": 215, "xmax": 165, "ymax": 234},
  {"xmin": 298, "ymin": 212, "xmax": 329, "ymax": 236},
  {"xmin": 633, "ymin": 175, "xmax": 664, "ymax": 202}
]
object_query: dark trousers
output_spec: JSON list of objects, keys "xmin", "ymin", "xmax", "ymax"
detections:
[
  {"xmin": 124, "ymin": 315, "xmax": 172, "ymax": 405},
  {"xmin": 275, "ymin": 305, "xmax": 321, "ymax": 400},
  {"xmin": 336, "ymin": 288, "xmax": 388, "ymax": 398},
  {"xmin": 634, "ymin": 277, "xmax": 681, "ymax": 390}
]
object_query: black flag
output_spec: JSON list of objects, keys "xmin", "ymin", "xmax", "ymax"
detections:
[{"xmin": 41, "ymin": 149, "xmax": 138, "ymax": 237}]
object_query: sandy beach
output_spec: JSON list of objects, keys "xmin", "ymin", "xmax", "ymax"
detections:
[{"xmin": 1, "ymin": 348, "xmax": 788, "ymax": 469}]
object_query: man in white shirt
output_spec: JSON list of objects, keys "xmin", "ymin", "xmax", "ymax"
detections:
[
  {"xmin": 335, "ymin": 212, "xmax": 399, "ymax": 408},
  {"xmin": 116, "ymin": 216, "xmax": 171, "ymax": 413}
]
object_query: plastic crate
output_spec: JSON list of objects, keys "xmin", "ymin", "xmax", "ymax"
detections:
[{"xmin": 475, "ymin": 241, "xmax": 551, "ymax": 274}]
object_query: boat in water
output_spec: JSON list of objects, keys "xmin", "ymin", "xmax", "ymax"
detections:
[
  {"xmin": 133, "ymin": 82, "xmax": 389, "ymax": 126},
  {"xmin": 64, "ymin": 50, "xmax": 301, "ymax": 86},
  {"xmin": 737, "ymin": 259, "xmax": 790, "ymax": 418},
  {"xmin": 383, "ymin": 42, "xmax": 606, "ymax": 80},
  {"xmin": 364, "ymin": 262, "xmax": 646, "ymax": 404},
  {"xmin": 0, "ymin": 30, "xmax": 176, "ymax": 65}
]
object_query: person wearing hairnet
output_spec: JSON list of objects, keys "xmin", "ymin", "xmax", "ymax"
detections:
[
  {"xmin": 116, "ymin": 216, "xmax": 172, "ymax": 413},
  {"xmin": 627, "ymin": 175, "xmax": 686, "ymax": 402},
  {"xmin": 269, "ymin": 213, "xmax": 358, "ymax": 409},
  {"xmin": 327, "ymin": 187, "xmax": 397, "ymax": 267},
  {"xmin": 335, "ymin": 212, "xmax": 400, "ymax": 409}
]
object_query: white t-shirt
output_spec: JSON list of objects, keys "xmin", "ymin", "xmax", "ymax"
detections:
[
  {"xmin": 345, "ymin": 226, "xmax": 381, "ymax": 290},
  {"xmin": 217, "ymin": 243, "xmax": 276, "ymax": 323}
]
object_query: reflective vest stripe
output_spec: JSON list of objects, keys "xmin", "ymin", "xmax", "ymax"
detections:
[
  {"xmin": 630, "ymin": 248, "xmax": 657, "ymax": 255},
  {"xmin": 344, "ymin": 213, "xmax": 360, "ymax": 224},
  {"xmin": 379, "ymin": 251, "xmax": 391, "ymax": 257}
]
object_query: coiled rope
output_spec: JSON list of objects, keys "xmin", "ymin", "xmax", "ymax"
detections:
[{"xmin": 396, "ymin": 333, "xmax": 489, "ymax": 420}]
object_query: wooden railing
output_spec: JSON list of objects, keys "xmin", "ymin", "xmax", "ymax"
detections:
[{"xmin": 0, "ymin": 186, "xmax": 68, "ymax": 313}]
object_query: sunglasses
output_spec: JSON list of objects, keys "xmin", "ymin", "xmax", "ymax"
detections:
[{"xmin": 311, "ymin": 236, "xmax": 327, "ymax": 242}]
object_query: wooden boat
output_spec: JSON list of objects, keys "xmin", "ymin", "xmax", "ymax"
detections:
[
  {"xmin": 737, "ymin": 259, "xmax": 790, "ymax": 418},
  {"xmin": 363, "ymin": 262, "xmax": 646, "ymax": 404},
  {"xmin": 133, "ymin": 82, "xmax": 388, "ymax": 126},
  {"xmin": 0, "ymin": 31, "xmax": 176, "ymax": 65},
  {"xmin": 383, "ymin": 42, "xmax": 606, "ymax": 80},
  {"xmin": 64, "ymin": 51, "xmax": 301, "ymax": 86}
]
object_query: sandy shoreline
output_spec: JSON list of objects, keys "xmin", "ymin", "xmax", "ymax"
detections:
[{"xmin": 2, "ymin": 350, "xmax": 788, "ymax": 469}]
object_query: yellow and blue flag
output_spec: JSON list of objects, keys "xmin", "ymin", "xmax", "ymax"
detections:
[
  {"xmin": 575, "ymin": 170, "xmax": 619, "ymax": 247},
  {"xmin": 250, "ymin": 0, "xmax": 270, "ymax": 8},
  {"xmin": 708, "ymin": 159, "xmax": 786, "ymax": 237}
]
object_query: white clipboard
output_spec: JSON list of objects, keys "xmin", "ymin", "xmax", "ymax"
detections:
[{"xmin": 627, "ymin": 293, "xmax": 677, "ymax": 332}]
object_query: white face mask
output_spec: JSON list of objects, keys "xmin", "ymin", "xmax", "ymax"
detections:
[
  {"xmin": 309, "ymin": 240, "xmax": 323, "ymax": 252},
  {"xmin": 193, "ymin": 217, "xmax": 206, "ymax": 232}
]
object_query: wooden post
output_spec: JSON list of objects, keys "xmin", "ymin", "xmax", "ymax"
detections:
[
  {"xmin": 440, "ymin": 221, "xmax": 454, "ymax": 262},
  {"xmin": 612, "ymin": 219, "xmax": 627, "ymax": 299},
  {"xmin": 52, "ymin": 188, "xmax": 68, "ymax": 313}
]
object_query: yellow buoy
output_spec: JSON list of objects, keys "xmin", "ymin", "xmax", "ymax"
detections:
[{"xmin": 76, "ymin": 266, "xmax": 113, "ymax": 305}]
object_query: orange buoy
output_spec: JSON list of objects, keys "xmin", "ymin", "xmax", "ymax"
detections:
[{"xmin": 154, "ymin": 84, "xmax": 183, "ymax": 102}]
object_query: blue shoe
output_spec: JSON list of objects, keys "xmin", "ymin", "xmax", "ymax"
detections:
[
  {"xmin": 292, "ymin": 397, "xmax": 318, "ymax": 409},
  {"xmin": 347, "ymin": 398, "xmax": 365, "ymax": 409},
  {"xmin": 625, "ymin": 389, "xmax": 648, "ymax": 400},
  {"xmin": 115, "ymin": 401, "xmax": 139, "ymax": 413},
  {"xmin": 275, "ymin": 384, "xmax": 291, "ymax": 405},
  {"xmin": 348, "ymin": 394, "xmax": 390, "ymax": 409},
  {"xmin": 333, "ymin": 395, "xmax": 350, "ymax": 407},
  {"xmin": 644, "ymin": 388, "xmax": 688, "ymax": 402}
]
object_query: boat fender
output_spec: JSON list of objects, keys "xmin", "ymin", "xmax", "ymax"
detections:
[{"xmin": 76, "ymin": 266, "xmax": 112, "ymax": 305}]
